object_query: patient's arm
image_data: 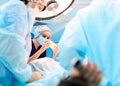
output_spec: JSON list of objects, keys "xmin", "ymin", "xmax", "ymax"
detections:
[{"xmin": 27, "ymin": 71, "xmax": 42, "ymax": 83}]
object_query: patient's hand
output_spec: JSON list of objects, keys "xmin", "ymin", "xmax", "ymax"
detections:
[{"xmin": 27, "ymin": 71, "xmax": 42, "ymax": 83}]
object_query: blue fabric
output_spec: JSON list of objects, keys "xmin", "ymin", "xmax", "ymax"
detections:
[
  {"xmin": 27, "ymin": 65, "xmax": 68, "ymax": 86},
  {"xmin": 0, "ymin": 29, "xmax": 32, "ymax": 84},
  {"xmin": 0, "ymin": 0, "xmax": 8, "ymax": 6},
  {"xmin": 0, "ymin": 0, "xmax": 34, "ymax": 55},
  {"xmin": 31, "ymin": 33, "xmax": 34, "ymax": 39},
  {"xmin": 0, "ymin": 0, "xmax": 34, "ymax": 84},
  {"xmin": 0, "ymin": 1, "xmax": 66, "ymax": 86},
  {"xmin": 57, "ymin": 0, "xmax": 120, "ymax": 85},
  {"xmin": 0, "ymin": 61, "xmax": 12, "ymax": 86},
  {"xmin": 46, "ymin": 48, "xmax": 52, "ymax": 58}
]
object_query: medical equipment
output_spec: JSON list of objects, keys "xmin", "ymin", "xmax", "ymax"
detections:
[
  {"xmin": 36, "ymin": 0, "xmax": 75, "ymax": 20},
  {"xmin": 44, "ymin": 0, "xmax": 59, "ymax": 11}
]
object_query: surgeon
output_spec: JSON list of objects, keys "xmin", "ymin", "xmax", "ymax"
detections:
[
  {"xmin": 29, "ymin": 25, "xmax": 52, "ymax": 63},
  {"xmin": 28, "ymin": 25, "xmax": 58, "ymax": 63},
  {"xmin": 57, "ymin": 0, "xmax": 120, "ymax": 85},
  {"xmin": 27, "ymin": 25, "xmax": 60, "ymax": 78},
  {"xmin": 0, "ymin": 0, "xmax": 46, "ymax": 85}
]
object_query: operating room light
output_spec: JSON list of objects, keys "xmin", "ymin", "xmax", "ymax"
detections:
[
  {"xmin": 36, "ymin": 0, "xmax": 74, "ymax": 20},
  {"xmin": 45, "ymin": 0, "xmax": 59, "ymax": 11}
]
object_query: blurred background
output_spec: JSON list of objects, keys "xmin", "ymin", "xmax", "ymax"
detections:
[
  {"xmin": 35, "ymin": 0, "xmax": 93, "ymax": 43},
  {"xmin": 0, "ymin": 0, "xmax": 93, "ymax": 43}
]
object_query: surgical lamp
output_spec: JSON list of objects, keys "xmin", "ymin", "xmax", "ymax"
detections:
[{"xmin": 36, "ymin": 0, "xmax": 75, "ymax": 20}]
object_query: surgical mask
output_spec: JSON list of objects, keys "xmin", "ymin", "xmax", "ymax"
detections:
[
  {"xmin": 28, "ymin": 6, "xmax": 40, "ymax": 19},
  {"xmin": 37, "ymin": 36, "xmax": 47, "ymax": 45}
]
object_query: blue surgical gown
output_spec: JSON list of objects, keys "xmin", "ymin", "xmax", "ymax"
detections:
[
  {"xmin": 0, "ymin": 61, "xmax": 12, "ymax": 86},
  {"xmin": 0, "ymin": 0, "xmax": 34, "ymax": 55},
  {"xmin": 57, "ymin": 0, "xmax": 120, "ymax": 85},
  {"xmin": 0, "ymin": 0, "xmax": 34, "ymax": 84}
]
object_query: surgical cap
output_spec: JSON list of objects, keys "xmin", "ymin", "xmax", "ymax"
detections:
[{"xmin": 32, "ymin": 25, "xmax": 52, "ymax": 38}]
